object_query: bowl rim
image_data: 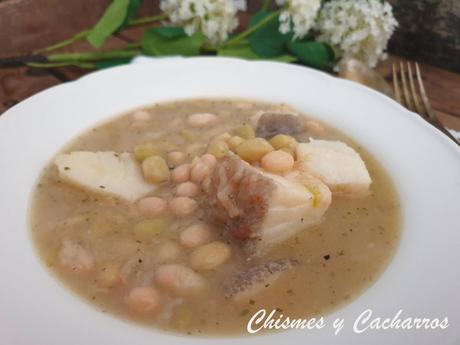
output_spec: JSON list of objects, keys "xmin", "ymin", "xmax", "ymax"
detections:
[
  {"xmin": 2, "ymin": 57, "xmax": 459, "ymax": 155},
  {"xmin": 0, "ymin": 57, "xmax": 459, "ymax": 345}
]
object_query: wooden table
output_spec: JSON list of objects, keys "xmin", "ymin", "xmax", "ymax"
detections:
[{"xmin": 1, "ymin": 25, "xmax": 460, "ymax": 133}]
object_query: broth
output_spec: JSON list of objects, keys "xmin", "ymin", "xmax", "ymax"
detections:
[{"xmin": 30, "ymin": 99, "xmax": 401, "ymax": 336}]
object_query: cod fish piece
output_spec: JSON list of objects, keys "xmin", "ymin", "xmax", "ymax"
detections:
[
  {"xmin": 203, "ymin": 156, "xmax": 331, "ymax": 256},
  {"xmin": 224, "ymin": 259, "xmax": 298, "ymax": 301},
  {"xmin": 55, "ymin": 151, "xmax": 155, "ymax": 202},
  {"xmin": 296, "ymin": 140, "xmax": 372, "ymax": 197}
]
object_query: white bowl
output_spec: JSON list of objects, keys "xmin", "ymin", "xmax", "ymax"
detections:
[{"xmin": 0, "ymin": 57, "xmax": 459, "ymax": 345}]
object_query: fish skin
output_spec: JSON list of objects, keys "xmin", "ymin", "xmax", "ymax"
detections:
[
  {"xmin": 255, "ymin": 112, "xmax": 304, "ymax": 139},
  {"xmin": 223, "ymin": 258, "xmax": 298, "ymax": 301},
  {"xmin": 203, "ymin": 156, "xmax": 331, "ymax": 256}
]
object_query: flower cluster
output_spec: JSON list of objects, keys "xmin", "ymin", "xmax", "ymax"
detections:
[
  {"xmin": 276, "ymin": 0, "xmax": 321, "ymax": 40},
  {"xmin": 160, "ymin": 0, "xmax": 247, "ymax": 45},
  {"xmin": 158, "ymin": 0, "xmax": 397, "ymax": 68},
  {"xmin": 315, "ymin": 0, "xmax": 398, "ymax": 68}
]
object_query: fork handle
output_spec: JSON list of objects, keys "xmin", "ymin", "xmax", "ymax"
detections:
[{"xmin": 426, "ymin": 115, "xmax": 460, "ymax": 146}]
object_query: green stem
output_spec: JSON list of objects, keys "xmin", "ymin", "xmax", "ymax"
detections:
[
  {"xmin": 35, "ymin": 13, "xmax": 167, "ymax": 54},
  {"xmin": 262, "ymin": 0, "xmax": 273, "ymax": 11},
  {"xmin": 27, "ymin": 61, "xmax": 96, "ymax": 69},
  {"xmin": 47, "ymin": 50, "xmax": 141, "ymax": 62},
  {"xmin": 124, "ymin": 41, "xmax": 142, "ymax": 50},
  {"xmin": 36, "ymin": 31, "xmax": 91, "ymax": 54},
  {"xmin": 222, "ymin": 10, "xmax": 281, "ymax": 47},
  {"xmin": 201, "ymin": 45, "xmax": 218, "ymax": 54},
  {"xmin": 128, "ymin": 13, "xmax": 168, "ymax": 26}
]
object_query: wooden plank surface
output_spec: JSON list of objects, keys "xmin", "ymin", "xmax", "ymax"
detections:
[
  {"xmin": 0, "ymin": 33, "xmax": 134, "ymax": 113},
  {"xmin": 0, "ymin": 0, "xmax": 158, "ymax": 57},
  {"xmin": 0, "ymin": 67, "xmax": 60, "ymax": 112},
  {"xmin": 1, "ymin": 0, "xmax": 459, "ymax": 134},
  {"xmin": 0, "ymin": 0, "xmax": 111, "ymax": 58}
]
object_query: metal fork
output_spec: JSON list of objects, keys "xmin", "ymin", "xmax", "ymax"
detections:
[{"xmin": 392, "ymin": 62, "xmax": 460, "ymax": 146}]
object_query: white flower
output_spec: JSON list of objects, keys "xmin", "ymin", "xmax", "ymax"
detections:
[
  {"xmin": 160, "ymin": 0, "xmax": 247, "ymax": 45},
  {"xmin": 276, "ymin": 0, "xmax": 321, "ymax": 39},
  {"xmin": 316, "ymin": 0, "xmax": 398, "ymax": 68}
]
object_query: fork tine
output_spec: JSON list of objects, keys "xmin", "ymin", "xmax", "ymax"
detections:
[
  {"xmin": 407, "ymin": 62, "xmax": 425, "ymax": 116},
  {"xmin": 415, "ymin": 63, "xmax": 435, "ymax": 121},
  {"xmin": 392, "ymin": 63, "xmax": 403, "ymax": 105},
  {"xmin": 400, "ymin": 62, "xmax": 414, "ymax": 111}
]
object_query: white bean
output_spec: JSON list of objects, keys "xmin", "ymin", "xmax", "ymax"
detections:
[
  {"xmin": 190, "ymin": 160, "xmax": 213, "ymax": 183},
  {"xmin": 154, "ymin": 264, "xmax": 206, "ymax": 296},
  {"xmin": 172, "ymin": 164, "xmax": 191, "ymax": 183},
  {"xmin": 189, "ymin": 241, "xmax": 232, "ymax": 271},
  {"xmin": 169, "ymin": 197, "xmax": 197, "ymax": 218},
  {"xmin": 261, "ymin": 150, "xmax": 294, "ymax": 173},
  {"xmin": 125, "ymin": 286, "xmax": 162, "ymax": 314},
  {"xmin": 58, "ymin": 239, "xmax": 94, "ymax": 273},
  {"xmin": 200, "ymin": 154, "xmax": 217, "ymax": 170},
  {"xmin": 180, "ymin": 223, "xmax": 212, "ymax": 248},
  {"xmin": 168, "ymin": 151, "xmax": 186, "ymax": 167},
  {"xmin": 138, "ymin": 197, "xmax": 168, "ymax": 218},
  {"xmin": 187, "ymin": 113, "xmax": 217, "ymax": 127},
  {"xmin": 176, "ymin": 182, "xmax": 200, "ymax": 197}
]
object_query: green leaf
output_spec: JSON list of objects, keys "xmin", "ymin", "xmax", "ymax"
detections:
[
  {"xmin": 118, "ymin": 0, "xmax": 143, "ymax": 31},
  {"xmin": 87, "ymin": 0, "xmax": 130, "ymax": 48},
  {"xmin": 152, "ymin": 27, "xmax": 187, "ymax": 39},
  {"xmin": 218, "ymin": 42, "xmax": 296, "ymax": 63},
  {"xmin": 96, "ymin": 57, "xmax": 133, "ymax": 69},
  {"xmin": 287, "ymin": 41, "xmax": 335, "ymax": 70},
  {"xmin": 218, "ymin": 44, "xmax": 260, "ymax": 60},
  {"xmin": 142, "ymin": 27, "xmax": 206, "ymax": 57},
  {"xmin": 272, "ymin": 54, "xmax": 298, "ymax": 63},
  {"xmin": 249, "ymin": 11, "xmax": 291, "ymax": 57}
]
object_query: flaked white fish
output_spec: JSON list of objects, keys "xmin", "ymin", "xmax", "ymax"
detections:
[
  {"xmin": 55, "ymin": 151, "xmax": 155, "ymax": 202},
  {"xmin": 296, "ymin": 140, "xmax": 372, "ymax": 197}
]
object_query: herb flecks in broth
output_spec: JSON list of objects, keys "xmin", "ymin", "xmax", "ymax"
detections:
[{"xmin": 30, "ymin": 99, "xmax": 400, "ymax": 336}]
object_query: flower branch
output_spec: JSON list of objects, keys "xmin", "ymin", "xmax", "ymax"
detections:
[
  {"xmin": 0, "ymin": 0, "xmax": 398, "ymax": 73},
  {"xmin": 35, "ymin": 13, "xmax": 168, "ymax": 54},
  {"xmin": 222, "ymin": 10, "xmax": 281, "ymax": 48}
]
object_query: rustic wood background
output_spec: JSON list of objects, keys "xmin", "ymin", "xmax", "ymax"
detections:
[
  {"xmin": 1, "ymin": 0, "xmax": 459, "ymax": 72},
  {"xmin": 388, "ymin": 0, "xmax": 460, "ymax": 73},
  {"xmin": 0, "ymin": 0, "xmax": 459, "ymax": 132}
]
